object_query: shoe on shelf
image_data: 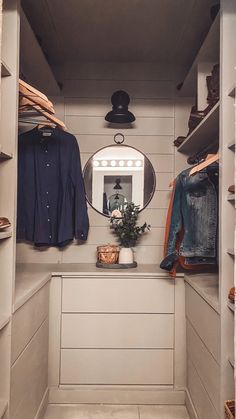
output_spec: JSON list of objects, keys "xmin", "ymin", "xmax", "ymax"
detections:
[
  {"xmin": 173, "ymin": 136, "xmax": 186, "ymax": 147},
  {"xmin": 228, "ymin": 185, "xmax": 235, "ymax": 194},
  {"xmin": 188, "ymin": 106, "xmax": 205, "ymax": 133},
  {"xmin": 206, "ymin": 64, "xmax": 219, "ymax": 107},
  {"xmin": 0, "ymin": 217, "xmax": 11, "ymax": 230},
  {"xmin": 228, "ymin": 287, "xmax": 235, "ymax": 303}
]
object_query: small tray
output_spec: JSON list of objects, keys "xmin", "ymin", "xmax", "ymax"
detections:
[{"xmin": 96, "ymin": 261, "xmax": 137, "ymax": 269}]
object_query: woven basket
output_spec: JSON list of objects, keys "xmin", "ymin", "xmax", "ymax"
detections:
[
  {"xmin": 225, "ymin": 400, "xmax": 235, "ymax": 419},
  {"xmin": 97, "ymin": 244, "xmax": 120, "ymax": 264}
]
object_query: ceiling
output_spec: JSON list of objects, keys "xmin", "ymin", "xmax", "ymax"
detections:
[{"xmin": 21, "ymin": 0, "xmax": 217, "ymax": 68}]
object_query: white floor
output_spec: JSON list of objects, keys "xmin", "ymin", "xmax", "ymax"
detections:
[{"xmin": 43, "ymin": 404, "xmax": 190, "ymax": 419}]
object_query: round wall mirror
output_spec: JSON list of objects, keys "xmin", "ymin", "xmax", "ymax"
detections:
[{"xmin": 83, "ymin": 144, "xmax": 156, "ymax": 217}]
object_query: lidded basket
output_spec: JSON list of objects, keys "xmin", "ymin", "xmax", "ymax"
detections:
[{"xmin": 97, "ymin": 244, "xmax": 120, "ymax": 264}]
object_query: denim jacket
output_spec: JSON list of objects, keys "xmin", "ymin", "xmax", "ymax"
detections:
[{"xmin": 160, "ymin": 167, "xmax": 218, "ymax": 271}]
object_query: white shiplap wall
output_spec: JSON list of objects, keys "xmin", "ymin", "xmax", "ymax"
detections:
[{"xmin": 16, "ymin": 63, "xmax": 175, "ymax": 265}]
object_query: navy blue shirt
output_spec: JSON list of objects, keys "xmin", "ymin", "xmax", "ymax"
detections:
[{"xmin": 17, "ymin": 127, "xmax": 89, "ymax": 247}]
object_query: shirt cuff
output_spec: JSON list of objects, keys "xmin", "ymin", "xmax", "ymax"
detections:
[
  {"xmin": 76, "ymin": 231, "xmax": 88, "ymax": 241},
  {"xmin": 160, "ymin": 252, "xmax": 179, "ymax": 271}
]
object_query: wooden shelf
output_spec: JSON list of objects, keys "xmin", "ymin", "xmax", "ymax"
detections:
[
  {"xmin": 228, "ymin": 356, "xmax": 235, "ymax": 369},
  {"xmin": 0, "ymin": 400, "xmax": 8, "ymax": 419},
  {"xmin": 1, "ymin": 60, "xmax": 12, "ymax": 77},
  {"xmin": 228, "ymin": 83, "xmax": 236, "ymax": 98},
  {"xmin": 227, "ymin": 194, "xmax": 235, "ymax": 202},
  {"xmin": 180, "ymin": 14, "xmax": 220, "ymax": 95},
  {"xmin": 228, "ymin": 140, "xmax": 235, "ymax": 151},
  {"xmin": 177, "ymin": 102, "xmax": 219, "ymax": 155},
  {"xmin": 0, "ymin": 315, "xmax": 10, "ymax": 331},
  {"xmin": 227, "ymin": 300, "xmax": 235, "ymax": 313},
  {"xmin": 227, "ymin": 248, "xmax": 235, "ymax": 256},
  {"xmin": 0, "ymin": 231, "xmax": 12, "ymax": 240}
]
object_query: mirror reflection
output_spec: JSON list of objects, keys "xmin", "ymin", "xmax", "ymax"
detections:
[{"xmin": 83, "ymin": 145, "xmax": 156, "ymax": 216}]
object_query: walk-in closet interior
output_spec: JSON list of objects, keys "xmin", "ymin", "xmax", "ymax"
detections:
[{"xmin": 0, "ymin": 1, "xmax": 235, "ymax": 418}]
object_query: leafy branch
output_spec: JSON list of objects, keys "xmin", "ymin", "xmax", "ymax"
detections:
[{"xmin": 110, "ymin": 203, "xmax": 150, "ymax": 248}]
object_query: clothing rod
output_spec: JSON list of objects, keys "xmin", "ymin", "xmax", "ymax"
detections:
[
  {"xmin": 19, "ymin": 108, "xmax": 53, "ymax": 115},
  {"xmin": 18, "ymin": 119, "xmax": 56, "ymax": 125},
  {"xmin": 19, "ymin": 111, "xmax": 44, "ymax": 117}
]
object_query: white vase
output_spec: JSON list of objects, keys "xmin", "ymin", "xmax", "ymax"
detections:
[{"xmin": 119, "ymin": 247, "xmax": 134, "ymax": 264}]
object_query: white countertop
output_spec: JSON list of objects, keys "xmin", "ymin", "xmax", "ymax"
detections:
[
  {"xmin": 15, "ymin": 268, "xmax": 51, "ymax": 311},
  {"xmin": 16, "ymin": 262, "xmax": 184, "ymax": 276},
  {"xmin": 15, "ymin": 263, "xmax": 183, "ymax": 311},
  {"xmin": 184, "ymin": 272, "xmax": 219, "ymax": 313}
]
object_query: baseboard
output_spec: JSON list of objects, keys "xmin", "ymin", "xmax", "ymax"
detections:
[
  {"xmin": 35, "ymin": 388, "xmax": 49, "ymax": 419},
  {"xmin": 185, "ymin": 388, "xmax": 198, "ymax": 419},
  {"xmin": 49, "ymin": 386, "xmax": 185, "ymax": 405}
]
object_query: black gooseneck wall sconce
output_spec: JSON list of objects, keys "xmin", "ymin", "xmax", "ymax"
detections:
[{"xmin": 105, "ymin": 90, "xmax": 135, "ymax": 123}]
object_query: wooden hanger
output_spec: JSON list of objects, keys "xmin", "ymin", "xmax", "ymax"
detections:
[
  {"xmin": 189, "ymin": 153, "xmax": 219, "ymax": 176},
  {"xmin": 19, "ymin": 80, "xmax": 66, "ymax": 130},
  {"xmin": 35, "ymin": 108, "xmax": 66, "ymax": 130},
  {"xmin": 19, "ymin": 85, "xmax": 54, "ymax": 114},
  {"xmin": 19, "ymin": 79, "xmax": 50, "ymax": 103},
  {"xmin": 19, "ymin": 97, "xmax": 54, "ymax": 115},
  {"xmin": 168, "ymin": 153, "xmax": 219, "ymax": 185},
  {"xmin": 19, "ymin": 96, "xmax": 66, "ymax": 130}
]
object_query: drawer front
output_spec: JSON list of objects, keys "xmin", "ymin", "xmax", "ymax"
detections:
[
  {"xmin": 60, "ymin": 349, "xmax": 173, "ymax": 385},
  {"xmin": 185, "ymin": 284, "xmax": 220, "ymax": 363},
  {"xmin": 62, "ymin": 277, "xmax": 174, "ymax": 313},
  {"xmin": 61, "ymin": 313, "xmax": 174, "ymax": 349},
  {"xmin": 187, "ymin": 320, "xmax": 220, "ymax": 412},
  {"xmin": 11, "ymin": 283, "xmax": 49, "ymax": 364},
  {"xmin": 187, "ymin": 358, "xmax": 219, "ymax": 419}
]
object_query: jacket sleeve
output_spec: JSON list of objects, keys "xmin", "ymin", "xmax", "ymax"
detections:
[
  {"xmin": 160, "ymin": 174, "xmax": 183, "ymax": 271},
  {"xmin": 70, "ymin": 137, "xmax": 89, "ymax": 241}
]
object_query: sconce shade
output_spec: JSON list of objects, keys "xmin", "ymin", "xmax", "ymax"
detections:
[
  {"xmin": 113, "ymin": 178, "xmax": 122, "ymax": 190},
  {"xmin": 105, "ymin": 90, "xmax": 135, "ymax": 123}
]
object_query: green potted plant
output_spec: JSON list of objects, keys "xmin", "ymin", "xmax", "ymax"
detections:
[{"xmin": 110, "ymin": 203, "xmax": 150, "ymax": 264}]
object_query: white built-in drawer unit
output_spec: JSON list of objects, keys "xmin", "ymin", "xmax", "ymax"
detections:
[
  {"xmin": 185, "ymin": 274, "xmax": 220, "ymax": 419},
  {"xmin": 187, "ymin": 358, "xmax": 219, "ymax": 419},
  {"xmin": 10, "ymin": 283, "xmax": 49, "ymax": 419},
  {"xmin": 185, "ymin": 281, "xmax": 220, "ymax": 363},
  {"xmin": 186, "ymin": 321, "xmax": 220, "ymax": 413},
  {"xmin": 60, "ymin": 274, "xmax": 175, "ymax": 386}
]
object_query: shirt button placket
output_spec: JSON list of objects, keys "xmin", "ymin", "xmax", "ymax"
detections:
[
  {"xmin": 44, "ymin": 143, "xmax": 52, "ymax": 242},
  {"xmin": 46, "ymin": 192, "xmax": 52, "ymax": 242},
  {"xmin": 44, "ymin": 144, "xmax": 52, "ymax": 241}
]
